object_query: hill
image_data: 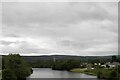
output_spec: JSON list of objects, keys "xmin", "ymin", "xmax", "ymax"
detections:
[{"xmin": 21, "ymin": 55, "xmax": 115, "ymax": 63}]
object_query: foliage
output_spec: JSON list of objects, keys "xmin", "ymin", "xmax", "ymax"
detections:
[
  {"xmin": 109, "ymin": 65, "xmax": 120, "ymax": 80},
  {"xmin": 96, "ymin": 66, "xmax": 120, "ymax": 80},
  {"xmin": 2, "ymin": 54, "xmax": 33, "ymax": 80},
  {"xmin": 31, "ymin": 60, "xmax": 53, "ymax": 68},
  {"xmin": 29, "ymin": 58, "xmax": 81, "ymax": 71},
  {"xmin": 71, "ymin": 68, "xmax": 112, "ymax": 79},
  {"xmin": 22, "ymin": 55, "xmax": 114, "ymax": 64},
  {"xmin": 2, "ymin": 69, "xmax": 17, "ymax": 80},
  {"xmin": 111, "ymin": 55, "xmax": 117, "ymax": 63},
  {"xmin": 52, "ymin": 59, "xmax": 80, "ymax": 71}
]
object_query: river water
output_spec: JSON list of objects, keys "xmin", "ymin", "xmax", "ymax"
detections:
[{"xmin": 27, "ymin": 68, "xmax": 100, "ymax": 80}]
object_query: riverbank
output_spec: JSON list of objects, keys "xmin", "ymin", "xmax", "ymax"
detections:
[
  {"xmin": 70, "ymin": 68, "xmax": 96, "ymax": 76},
  {"xmin": 70, "ymin": 68, "xmax": 112, "ymax": 79}
]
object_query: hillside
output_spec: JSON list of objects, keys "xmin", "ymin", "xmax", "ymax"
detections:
[{"xmin": 21, "ymin": 55, "xmax": 115, "ymax": 63}]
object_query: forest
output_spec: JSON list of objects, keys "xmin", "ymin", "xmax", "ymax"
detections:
[{"xmin": 22, "ymin": 55, "xmax": 120, "ymax": 68}]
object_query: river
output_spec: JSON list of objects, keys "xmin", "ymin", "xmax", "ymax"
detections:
[{"xmin": 27, "ymin": 68, "xmax": 101, "ymax": 80}]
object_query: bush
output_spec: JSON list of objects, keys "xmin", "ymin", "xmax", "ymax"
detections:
[
  {"xmin": 2, "ymin": 69, "xmax": 17, "ymax": 80},
  {"xmin": 2, "ymin": 54, "xmax": 33, "ymax": 80},
  {"xmin": 109, "ymin": 66, "xmax": 120, "ymax": 80}
]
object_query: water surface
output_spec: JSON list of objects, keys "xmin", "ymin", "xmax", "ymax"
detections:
[{"xmin": 27, "ymin": 68, "xmax": 99, "ymax": 80}]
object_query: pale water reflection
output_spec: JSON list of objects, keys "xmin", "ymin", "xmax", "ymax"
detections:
[{"xmin": 27, "ymin": 68, "xmax": 98, "ymax": 79}]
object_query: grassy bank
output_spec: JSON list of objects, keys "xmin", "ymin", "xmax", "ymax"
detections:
[
  {"xmin": 70, "ymin": 68, "xmax": 112, "ymax": 79},
  {"xmin": 70, "ymin": 68, "xmax": 97, "ymax": 76}
]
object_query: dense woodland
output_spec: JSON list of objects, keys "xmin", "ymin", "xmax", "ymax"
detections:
[{"xmin": 22, "ymin": 55, "xmax": 120, "ymax": 69}]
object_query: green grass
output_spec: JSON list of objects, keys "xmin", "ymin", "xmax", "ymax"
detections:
[
  {"xmin": 70, "ymin": 68, "xmax": 112, "ymax": 78},
  {"xmin": 70, "ymin": 68, "xmax": 97, "ymax": 76}
]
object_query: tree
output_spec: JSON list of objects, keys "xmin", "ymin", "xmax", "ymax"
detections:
[
  {"xmin": 97, "ymin": 70, "xmax": 102, "ymax": 79},
  {"xmin": 52, "ymin": 59, "xmax": 80, "ymax": 71},
  {"xmin": 109, "ymin": 65, "xmax": 120, "ymax": 80},
  {"xmin": 2, "ymin": 69, "xmax": 17, "ymax": 80},
  {"xmin": 112, "ymin": 56, "xmax": 117, "ymax": 62},
  {"xmin": 2, "ymin": 54, "xmax": 33, "ymax": 80}
]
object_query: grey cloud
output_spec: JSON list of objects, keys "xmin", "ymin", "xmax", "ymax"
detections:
[
  {"xmin": 59, "ymin": 38, "xmax": 117, "ymax": 50},
  {"xmin": 2, "ymin": 2, "xmax": 116, "ymax": 26},
  {"xmin": 0, "ymin": 41, "xmax": 53, "ymax": 53},
  {"xmin": 0, "ymin": 41, "xmax": 17, "ymax": 45},
  {"xmin": 3, "ymin": 34, "xmax": 20, "ymax": 37},
  {"xmin": 1, "ymin": 2, "xmax": 118, "ymax": 56},
  {"xmin": 91, "ymin": 51, "xmax": 118, "ymax": 56}
]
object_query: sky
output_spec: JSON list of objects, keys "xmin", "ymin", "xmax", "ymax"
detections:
[{"xmin": 0, "ymin": 2, "xmax": 118, "ymax": 56}]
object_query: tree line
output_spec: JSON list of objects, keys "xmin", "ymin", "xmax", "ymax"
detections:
[
  {"xmin": 30, "ymin": 59, "xmax": 81, "ymax": 71},
  {"xmin": 52, "ymin": 59, "xmax": 80, "ymax": 71}
]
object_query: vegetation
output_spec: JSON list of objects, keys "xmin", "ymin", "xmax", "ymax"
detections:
[
  {"xmin": 0, "ymin": 56, "xmax": 2, "ymax": 80},
  {"xmin": 71, "ymin": 68, "xmax": 112, "ymax": 77},
  {"xmin": 30, "ymin": 60, "xmax": 53, "ymax": 68},
  {"xmin": 0, "ymin": 71, "xmax": 1, "ymax": 80},
  {"xmin": 2, "ymin": 54, "xmax": 33, "ymax": 80},
  {"xmin": 109, "ymin": 65, "xmax": 120, "ymax": 80},
  {"xmin": 71, "ymin": 68, "xmax": 97, "ymax": 75},
  {"xmin": 22, "ymin": 55, "xmax": 114, "ymax": 64},
  {"xmin": 71, "ymin": 67, "xmax": 120, "ymax": 79},
  {"xmin": 22, "ymin": 55, "xmax": 119, "ymax": 69},
  {"xmin": 111, "ymin": 55, "xmax": 117, "ymax": 63},
  {"xmin": 29, "ymin": 59, "xmax": 81, "ymax": 71},
  {"xmin": 1, "ymin": 54, "xmax": 120, "ymax": 80},
  {"xmin": 70, "ymin": 55, "xmax": 120, "ymax": 80},
  {"xmin": 52, "ymin": 59, "xmax": 80, "ymax": 71}
]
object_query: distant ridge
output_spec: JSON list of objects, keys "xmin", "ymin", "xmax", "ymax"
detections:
[
  {"xmin": 2, "ymin": 54, "xmax": 120, "ymax": 63},
  {"xmin": 21, "ymin": 55, "xmax": 117, "ymax": 63}
]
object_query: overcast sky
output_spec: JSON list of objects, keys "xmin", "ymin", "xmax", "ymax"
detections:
[{"xmin": 0, "ymin": 2, "xmax": 118, "ymax": 56}]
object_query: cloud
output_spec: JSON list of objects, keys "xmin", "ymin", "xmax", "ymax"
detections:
[{"xmin": 1, "ymin": 2, "xmax": 118, "ymax": 56}]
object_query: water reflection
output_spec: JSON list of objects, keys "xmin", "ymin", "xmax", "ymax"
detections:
[{"xmin": 27, "ymin": 68, "xmax": 101, "ymax": 80}]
